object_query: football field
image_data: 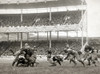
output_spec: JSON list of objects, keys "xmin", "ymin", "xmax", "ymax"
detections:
[{"xmin": 0, "ymin": 56, "xmax": 100, "ymax": 74}]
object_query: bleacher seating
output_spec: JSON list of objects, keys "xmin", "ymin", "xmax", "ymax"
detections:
[
  {"xmin": 0, "ymin": 38, "xmax": 99, "ymax": 56},
  {"xmin": 0, "ymin": 11, "xmax": 81, "ymax": 27}
]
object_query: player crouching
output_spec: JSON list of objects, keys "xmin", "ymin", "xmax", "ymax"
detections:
[
  {"xmin": 47, "ymin": 49, "xmax": 63, "ymax": 66},
  {"xmin": 12, "ymin": 43, "xmax": 38, "ymax": 67}
]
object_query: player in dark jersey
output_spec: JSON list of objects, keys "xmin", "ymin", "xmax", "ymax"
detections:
[
  {"xmin": 47, "ymin": 49, "xmax": 52, "ymax": 59},
  {"xmin": 46, "ymin": 48, "xmax": 63, "ymax": 66},
  {"xmin": 83, "ymin": 44, "xmax": 97, "ymax": 66},
  {"xmin": 52, "ymin": 55, "xmax": 63, "ymax": 66},
  {"xmin": 83, "ymin": 44, "xmax": 94, "ymax": 61},
  {"xmin": 46, "ymin": 48, "xmax": 55, "ymax": 66},
  {"xmin": 12, "ymin": 43, "xmax": 36, "ymax": 67},
  {"xmin": 84, "ymin": 44, "xmax": 94, "ymax": 53},
  {"xmin": 63, "ymin": 44, "xmax": 76, "ymax": 64},
  {"xmin": 20, "ymin": 43, "xmax": 37, "ymax": 67}
]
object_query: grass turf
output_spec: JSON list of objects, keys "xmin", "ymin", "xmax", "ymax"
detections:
[{"xmin": 0, "ymin": 58, "xmax": 100, "ymax": 74}]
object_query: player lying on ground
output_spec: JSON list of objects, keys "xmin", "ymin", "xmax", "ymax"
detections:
[{"xmin": 47, "ymin": 49, "xmax": 63, "ymax": 66}]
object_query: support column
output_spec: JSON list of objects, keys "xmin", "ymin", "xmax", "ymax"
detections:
[
  {"xmin": 27, "ymin": 32, "xmax": 29, "ymax": 41},
  {"xmin": 20, "ymin": 32, "xmax": 23, "ymax": 48},
  {"xmin": 86, "ymin": 8, "xmax": 88, "ymax": 44},
  {"xmin": 81, "ymin": 28, "xmax": 84, "ymax": 47},
  {"xmin": 49, "ymin": 7, "xmax": 52, "ymax": 21},
  {"xmin": 49, "ymin": 31, "xmax": 52, "ymax": 49},
  {"xmin": 17, "ymin": 33, "xmax": 19, "ymax": 41},
  {"xmin": 21, "ymin": 9, "xmax": 23, "ymax": 22},
  {"xmin": 37, "ymin": 32, "xmax": 39, "ymax": 41},
  {"xmin": 76, "ymin": 31, "xmax": 78, "ymax": 41},
  {"xmin": 57, "ymin": 31, "xmax": 59, "ymax": 40},
  {"xmin": 81, "ymin": 0, "xmax": 84, "ymax": 47},
  {"xmin": 7, "ymin": 33, "xmax": 9, "ymax": 41},
  {"xmin": 47, "ymin": 31, "xmax": 48, "ymax": 41},
  {"xmin": 66, "ymin": 31, "xmax": 68, "ymax": 43}
]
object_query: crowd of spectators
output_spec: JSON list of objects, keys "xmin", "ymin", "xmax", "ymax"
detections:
[
  {"xmin": 0, "ymin": 11, "xmax": 81, "ymax": 27},
  {"xmin": 0, "ymin": 38, "xmax": 99, "ymax": 56}
]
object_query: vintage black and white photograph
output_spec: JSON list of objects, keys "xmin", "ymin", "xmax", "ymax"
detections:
[{"xmin": 0, "ymin": 0, "xmax": 100, "ymax": 74}]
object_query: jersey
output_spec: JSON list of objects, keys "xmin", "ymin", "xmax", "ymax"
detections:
[
  {"xmin": 84, "ymin": 45, "xmax": 94, "ymax": 53},
  {"xmin": 21, "ymin": 48, "xmax": 33, "ymax": 57},
  {"xmin": 67, "ymin": 50, "xmax": 77, "ymax": 56},
  {"xmin": 65, "ymin": 49, "xmax": 79, "ymax": 60},
  {"xmin": 47, "ymin": 50, "xmax": 52, "ymax": 55},
  {"xmin": 63, "ymin": 48, "xmax": 68, "ymax": 53},
  {"xmin": 47, "ymin": 50, "xmax": 52, "ymax": 58}
]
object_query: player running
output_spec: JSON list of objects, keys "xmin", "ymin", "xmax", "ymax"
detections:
[
  {"xmin": 64, "ymin": 47, "xmax": 85, "ymax": 67},
  {"xmin": 83, "ymin": 44, "xmax": 98, "ymax": 66}
]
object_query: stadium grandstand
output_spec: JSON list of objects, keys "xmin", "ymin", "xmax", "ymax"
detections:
[{"xmin": 0, "ymin": 0, "xmax": 89, "ymax": 56}]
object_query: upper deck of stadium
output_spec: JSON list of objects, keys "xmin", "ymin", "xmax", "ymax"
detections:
[
  {"xmin": 0, "ymin": 0, "xmax": 86, "ymax": 9},
  {"xmin": 0, "ymin": 0, "xmax": 86, "ymax": 32}
]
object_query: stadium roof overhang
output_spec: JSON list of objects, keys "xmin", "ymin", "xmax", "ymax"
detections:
[
  {"xmin": 0, "ymin": 0, "xmax": 86, "ymax": 14},
  {"xmin": 0, "ymin": 5, "xmax": 86, "ymax": 14},
  {"xmin": 0, "ymin": 25, "xmax": 80, "ymax": 33},
  {"xmin": 0, "ymin": 0, "xmax": 86, "ymax": 9}
]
